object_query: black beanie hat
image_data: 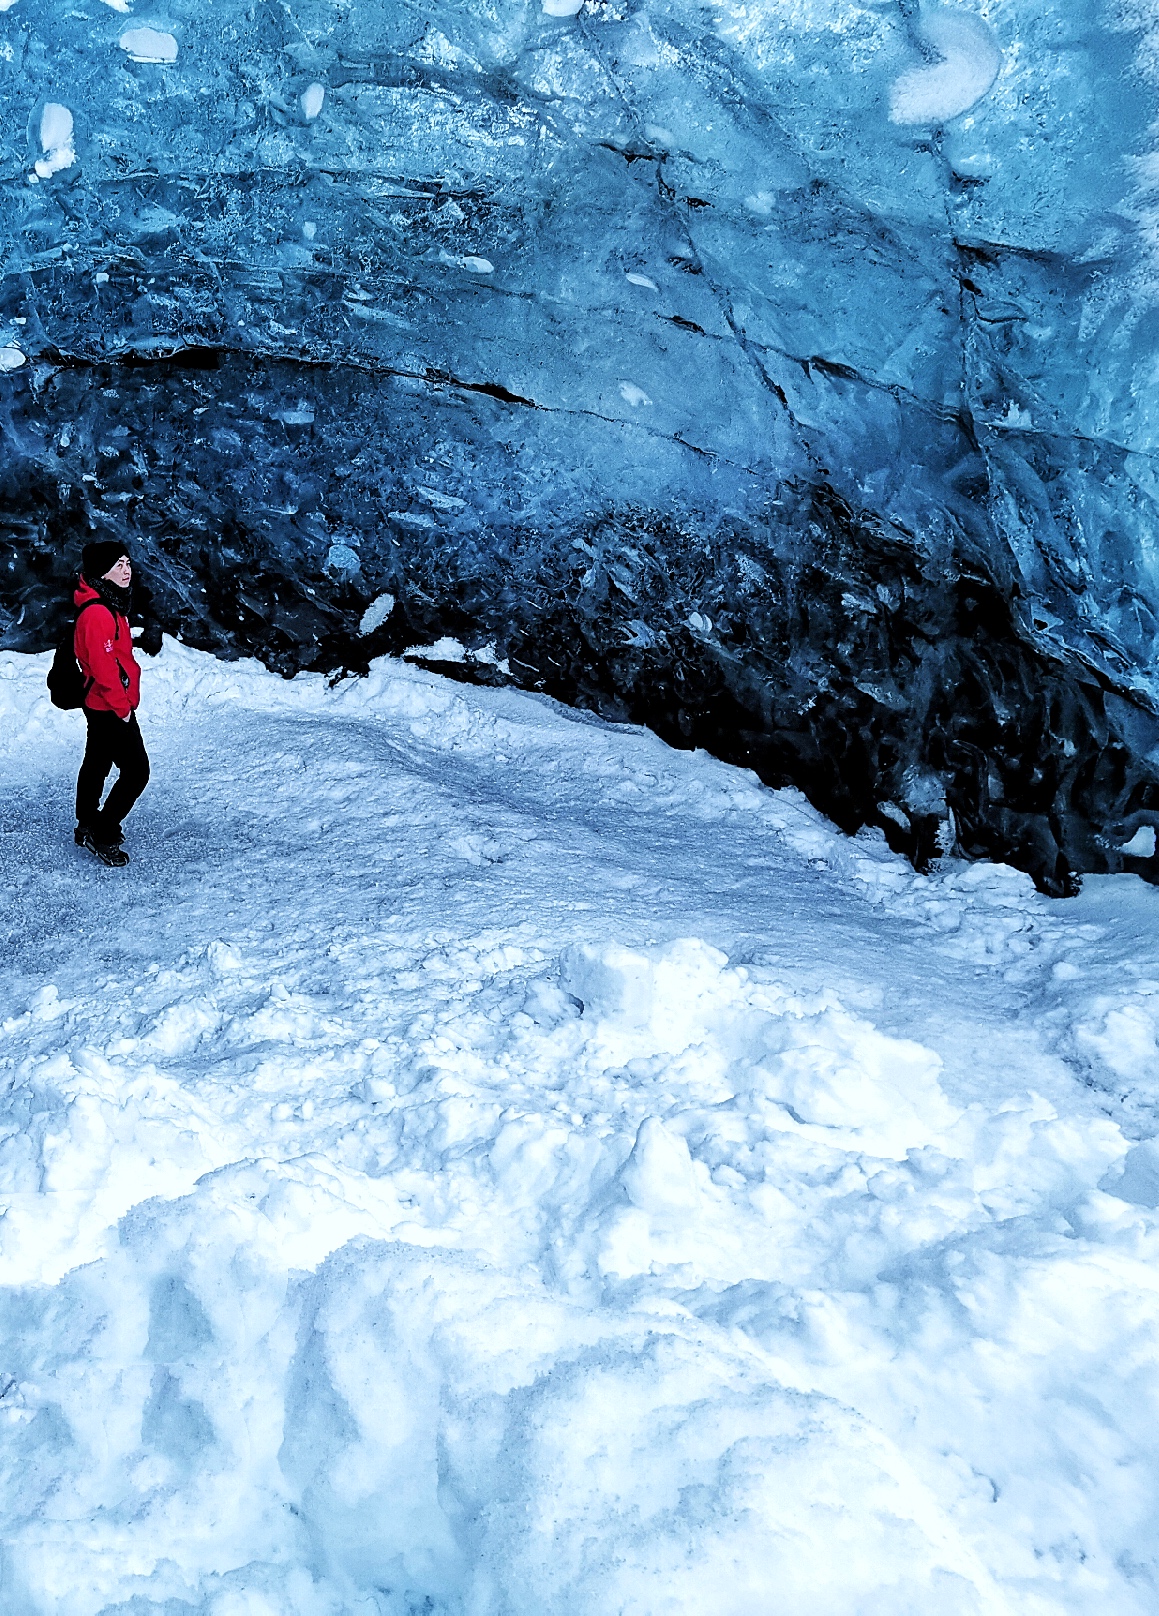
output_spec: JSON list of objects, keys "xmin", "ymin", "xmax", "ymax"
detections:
[{"xmin": 81, "ymin": 540, "xmax": 130, "ymax": 582}]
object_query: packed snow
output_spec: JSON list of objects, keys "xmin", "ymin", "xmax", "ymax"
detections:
[
  {"xmin": 300, "ymin": 83, "xmax": 325, "ymax": 123},
  {"xmin": 116, "ymin": 26, "xmax": 178, "ymax": 64},
  {"xmin": 2, "ymin": 643, "xmax": 1159, "ymax": 1614},
  {"xmin": 35, "ymin": 102, "xmax": 75, "ymax": 179}
]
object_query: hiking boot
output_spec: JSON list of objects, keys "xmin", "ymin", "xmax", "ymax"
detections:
[{"xmin": 81, "ymin": 830, "xmax": 130, "ymax": 868}]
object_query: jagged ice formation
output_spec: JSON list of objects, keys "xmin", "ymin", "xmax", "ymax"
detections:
[{"xmin": 2, "ymin": 0, "xmax": 1159, "ymax": 891}]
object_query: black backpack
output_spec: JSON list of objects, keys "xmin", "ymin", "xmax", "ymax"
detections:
[{"xmin": 47, "ymin": 597, "xmax": 102, "ymax": 710}]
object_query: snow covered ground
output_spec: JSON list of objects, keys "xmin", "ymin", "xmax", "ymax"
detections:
[{"xmin": 2, "ymin": 642, "xmax": 1159, "ymax": 1616}]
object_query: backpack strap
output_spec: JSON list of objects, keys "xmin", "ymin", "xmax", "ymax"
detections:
[
  {"xmin": 78, "ymin": 593, "xmax": 123, "ymax": 639},
  {"xmin": 74, "ymin": 596, "xmax": 105, "ymax": 701}
]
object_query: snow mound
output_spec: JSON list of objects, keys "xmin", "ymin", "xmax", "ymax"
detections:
[{"xmin": 2, "ymin": 643, "xmax": 1159, "ymax": 1613}]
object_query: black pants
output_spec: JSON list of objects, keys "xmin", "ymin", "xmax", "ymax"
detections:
[{"xmin": 76, "ymin": 710, "xmax": 150, "ymax": 838}]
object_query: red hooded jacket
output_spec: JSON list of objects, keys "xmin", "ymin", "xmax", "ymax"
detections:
[{"xmin": 73, "ymin": 576, "xmax": 141, "ymax": 719}]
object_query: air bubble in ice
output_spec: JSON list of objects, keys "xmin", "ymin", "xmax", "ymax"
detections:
[
  {"xmin": 890, "ymin": 9, "xmax": 1001, "ymax": 125},
  {"xmin": 119, "ymin": 27, "xmax": 179, "ymax": 63}
]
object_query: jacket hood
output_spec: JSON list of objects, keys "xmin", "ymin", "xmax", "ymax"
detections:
[{"xmin": 74, "ymin": 575, "xmax": 124, "ymax": 613}]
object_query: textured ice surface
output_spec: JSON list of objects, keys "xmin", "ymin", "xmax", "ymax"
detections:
[{"xmin": 1, "ymin": 0, "xmax": 1158, "ymax": 887}]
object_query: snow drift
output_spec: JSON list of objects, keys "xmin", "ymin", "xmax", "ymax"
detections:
[{"xmin": 3, "ymin": 644, "xmax": 1159, "ymax": 1612}]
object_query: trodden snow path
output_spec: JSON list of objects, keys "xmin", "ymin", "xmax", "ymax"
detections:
[{"xmin": 2, "ymin": 643, "xmax": 1159, "ymax": 1616}]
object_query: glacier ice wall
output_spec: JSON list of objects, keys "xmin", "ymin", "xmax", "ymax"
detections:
[{"xmin": 2, "ymin": 0, "xmax": 1159, "ymax": 890}]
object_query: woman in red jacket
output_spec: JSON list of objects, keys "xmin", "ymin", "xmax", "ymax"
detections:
[{"xmin": 74, "ymin": 540, "xmax": 150, "ymax": 868}]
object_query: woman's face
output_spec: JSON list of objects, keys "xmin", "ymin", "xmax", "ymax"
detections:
[{"xmin": 103, "ymin": 556, "xmax": 132, "ymax": 587}]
